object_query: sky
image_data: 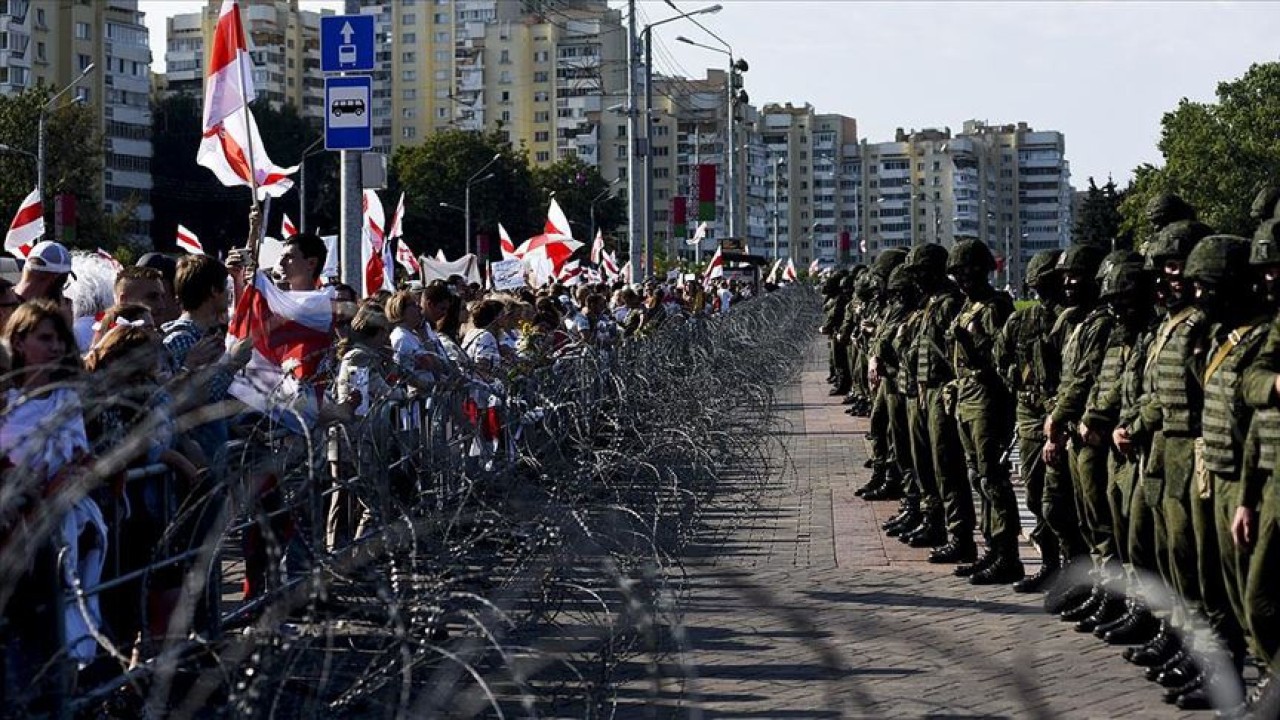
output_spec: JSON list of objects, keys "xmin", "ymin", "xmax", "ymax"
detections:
[{"xmin": 141, "ymin": 1, "xmax": 1280, "ymax": 188}]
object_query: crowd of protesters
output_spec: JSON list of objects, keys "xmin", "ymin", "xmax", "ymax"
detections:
[{"xmin": 0, "ymin": 217, "xmax": 757, "ymax": 702}]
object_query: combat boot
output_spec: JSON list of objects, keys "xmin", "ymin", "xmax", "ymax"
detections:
[
  {"xmin": 1145, "ymin": 648, "xmax": 1189, "ymax": 681},
  {"xmin": 1058, "ymin": 586, "xmax": 1105, "ymax": 622},
  {"xmin": 863, "ymin": 481, "xmax": 903, "ymax": 501},
  {"xmin": 969, "ymin": 547, "xmax": 1025, "ymax": 585},
  {"xmin": 854, "ymin": 463, "xmax": 887, "ymax": 498},
  {"xmin": 882, "ymin": 500, "xmax": 915, "ymax": 530},
  {"xmin": 905, "ymin": 520, "xmax": 946, "ymax": 548},
  {"xmin": 927, "ymin": 537, "xmax": 977, "ymax": 564},
  {"xmin": 1012, "ymin": 547, "xmax": 1060, "ymax": 594},
  {"xmin": 953, "ymin": 546, "xmax": 997, "ymax": 577},
  {"xmin": 842, "ymin": 393, "xmax": 858, "ymax": 405},
  {"xmin": 884, "ymin": 506, "xmax": 921, "ymax": 537},
  {"xmin": 1099, "ymin": 601, "xmax": 1159, "ymax": 644},
  {"xmin": 1126, "ymin": 622, "xmax": 1180, "ymax": 666},
  {"xmin": 1074, "ymin": 592, "xmax": 1125, "ymax": 633}
]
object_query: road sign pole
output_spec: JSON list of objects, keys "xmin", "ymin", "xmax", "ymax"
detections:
[{"xmin": 340, "ymin": 150, "xmax": 362, "ymax": 289}]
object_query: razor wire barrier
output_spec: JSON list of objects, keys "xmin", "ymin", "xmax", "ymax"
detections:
[{"xmin": 0, "ymin": 285, "xmax": 821, "ymax": 719}]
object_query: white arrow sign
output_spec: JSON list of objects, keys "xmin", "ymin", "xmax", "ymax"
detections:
[{"xmin": 340, "ymin": 21, "xmax": 354, "ymax": 43}]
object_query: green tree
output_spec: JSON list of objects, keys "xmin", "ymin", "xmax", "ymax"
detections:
[
  {"xmin": 1119, "ymin": 61, "xmax": 1280, "ymax": 241},
  {"xmin": 0, "ymin": 88, "xmax": 106, "ymax": 250},
  {"xmin": 1072, "ymin": 176, "xmax": 1127, "ymax": 249},
  {"xmin": 151, "ymin": 93, "xmax": 329, "ymax": 255},
  {"xmin": 529, "ymin": 155, "xmax": 625, "ymax": 248},
  {"xmin": 391, "ymin": 129, "xmax": 540, "ymax": 260}
]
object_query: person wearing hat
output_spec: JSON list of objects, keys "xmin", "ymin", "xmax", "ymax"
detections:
[{"xmin": 14, "ymin": 240, "xmax": 74, "ymax": 308}]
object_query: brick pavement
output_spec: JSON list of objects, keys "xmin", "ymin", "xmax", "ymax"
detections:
[{"xmin": 611, "ymin": 338, "xmax": 1198, "ymax": 719}]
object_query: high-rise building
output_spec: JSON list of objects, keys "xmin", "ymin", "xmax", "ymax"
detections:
[
  {"xmin": 0, "ymin": 0, "xmax": 154, "ymax": 243},
  {"xmin": 858, "ymin": 121, "xmax": 1072, "ymax": 285},
  {"xmin": 164, "ymin": 0, "xmax": 328, "ymax": 124}
]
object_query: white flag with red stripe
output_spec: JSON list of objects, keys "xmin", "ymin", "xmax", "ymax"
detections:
[
  {"xmin": 545, "ymin": 197, "xmax": 572, "ymax": 238},
  {"xmin": 361, "ymin": 190, "xmax": 393, "ymax": 296},
  {"xmin": 590, "ymin": 229, "xmax": 604, "ymax": 265},
  {"xmin": 808, "ymin": 258, "xmax": 821, "ymax": 275},
  {"xmin": 281, "ymin": 212, "xmax": 298, "ymax": 238},
  {"xmin": 226, "ymin": 270, "xmax": 334, "ymax": 429},
  {"xmin": 783, "ymin": 257, "xmax": 797, "ymax": 282},
  {"xmin": 601, "ymin": 250, "xmax": 620, "ymax": 281},
  {"xmin": 96, "ymin": 248, "xmax": 123, "ymax": 271},
  {"xmin": 498, "ymin": 223, "xmax": 518, "ymax": 260},
  {"xmin": 386, "ymin": 193, "xmax": 419, "ymax": 276},
  {"xmin": 196, "ymin": 0, "xmax": 296, "ymax": 200},
  {"xmin": 688, "ymin": 221, "xmax": 709, "ymax": 246},
  {"xmin": 4, "ymin": 187, "xmax": 42, "ymax": 258},
  {"xmin": 176, "ymin": 224, "xmax": 204, "ymax": 255},
  {"xmin": 765, "ymin": 258, "xmax": 782, "ymax": 284},
  {"xmin": 703, "ymin": 246, "xmax": 724, "ymax": 282},
  {"xmin": 557, "ymin": 259, "xmax": 583, "ymax": 286}
]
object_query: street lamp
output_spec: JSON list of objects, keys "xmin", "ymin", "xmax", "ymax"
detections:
[
  {"xmin": 589, "ymin": 177, "xmax": 621, "ymax": 247},
  {"xmin": 465, "ymin": 153, "xmax": 501, "ymax": 257},
  {"xmin": 39, "ymin": 63, "xmax": 96, "ymax": 201},
  {"xmin": 296, "ymin": 137, "xmax": 324, "ymax": 235},
  {"xmin": 676, "ymin": 34, "xmax": 744, "ymax": 247},
  {"xmin": 438, "ymin": 202, "xmax": 464, "ymax": 213},
  {"xmin": 0, "ymin": 144, "xmax": 36, "ymax": 160},
  {"xmin": 640, "ymin": 4, "xmax": 723, "ymax": 279}
]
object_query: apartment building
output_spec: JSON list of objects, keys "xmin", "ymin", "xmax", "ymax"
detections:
[
  {"xmin": 165, "ymin": 0, "xmax": 327, "ymax": 125},
  {"xmin": 0, "ymin": 0, "xmax": 154, "ymax": 242},
  {"xmin": 857, "ymin": 121, "xmax": 1072, "ymax": 285}
]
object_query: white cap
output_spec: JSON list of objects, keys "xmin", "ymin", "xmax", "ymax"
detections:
[{"xmin": 25, "ymin": 241, "xmax": 73, "ymax": 275}]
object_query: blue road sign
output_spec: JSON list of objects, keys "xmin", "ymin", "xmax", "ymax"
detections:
[
  {"xmin": 324, "ymin": 76, "xmax": 372, "ymax": 151},
  {"xmin": 320, "ymin": 15, "xmax": 375, "ymax": 73}
]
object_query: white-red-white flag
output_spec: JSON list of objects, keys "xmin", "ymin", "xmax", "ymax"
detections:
[
  {"xmin": 386, "ymin": 192, "xmax": 419, "ymax": 276},
  {"xmin": 281, "ymin": 212, "xmax": 298, "ymax": 238},
  {"xmin": 703, "ymin": 246, "xmax": 724, "ymax": 282},
  {"xmin": 226, "ymin": 270, "xmax": 334, "ymax": 430},
  {"xmin": 783, "ymin": 258, "xmax": 798, "ymax": 282},
  {"xmin": 361, "ymin": 190, "xmax": 393, "ymax": 296},
  {"xmin": 859, "ymin": 235, "xmax": 867, "ymax": 254},
  {"xmin": 498, "ymin": 223, "xmax": 518, "ymax": 260},
  {"xmin": 765, "ymin": 258, "xmax": 782, "ymax": 284},
  {"xmin": 197, "ymin": 0, "xmax": 296, "ymax": 200},
  {"xmin": 388, "ymin": 192, "xmax": 405, "ymax": 240},
  {"xmin": 601, "ymin": 250, "xmax": 620, "ymax": 281},
  {"xmin": 4, "ymin": 188, "xmax": 42, "ymax": 258},
  {"xmin": 618, "ymin": 259, "xmax": 632, "ymax": 282},
  {"xmin": 557, "ymin": 259, "xmax": 583, "ymax": 286},
  {"xmin": 175, "ymin": 224, "xmax": 204, "ymax": 255},
  {"xmin": 808, "ymin": 258, "xmax": 821, "ymax": 275},
  {"xmin": 516, "ymin": 233, "xmax": 582, "ymax": 274},
  {"xmin": 95, "ymin": 248, "xmax": 123, "ymax": 271},
  {"xmin": 688, "ymin": 221, "xmax": 708, "ymax": 246},
  {"xmin": 590, "ymin": 229, "xmax": 604, "ymax": 265},
  {"xmin": 545, "ymin": 197, "xmax": 572, "ymax": 238}
]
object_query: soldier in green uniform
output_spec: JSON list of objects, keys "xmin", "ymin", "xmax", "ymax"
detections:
[
  {"xmin": 1163, "ymin": 235, "xmax": 1258, "ymax": 710},
  {"xmin": 820, "ymin": 269, "xmax": 849, "ymax": 385},
  {"xmin": 882, "ymin": 265, "xmax": 932, "ymax": 537},
  {"xmin": 827, "ymin": 271, "xmax": 857, "ymax": 397},
  {"xmin": 945, "ymin": 240, "xmax": 1021, "ymax": 583},
  {"xmin": 997, "ymin": 249, "xmax": 1066, "ymax": 592},
  {"xmin": 858, "ymin": 249, "xmax": 909, "ymax": 500},
  {"xmin": 1238, "ymin": 218, "xmax": 1280, "ymax": 716},
  {"xmin": 899, "ymin": 244, "xmax": 973, "ymax": 556}
]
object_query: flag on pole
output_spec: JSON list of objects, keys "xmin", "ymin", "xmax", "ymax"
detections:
[
  {"xmin": 435, "ymin": 248, "xmax": 447, "ymax": 262},
  {"xmin": 687, "ymin": 221, "xmax": 708, "ymax": 246},
  {"xmin": 590, "ymin": 229, "xmax": 604, "ymax": 265},
  {"xmin": 515, "ymin": 233, "xmax": 582, "ymax": 274},
  {"xmin": 765, "ymin": 258, "xmax": 782, "ymax": 284},
  {"xmin": 618, "ymin": 259, "xmax": 632, "ymax": 282},
  {"xmin": 4, "ymin": 188, "xmax": 43, "ymax": 258},
  {"xmin": 859, "ymin": 235, "xmax": 867, "ymax": 254},
  {"xmin": 808, "ymin": 258, "xmax": 821, "ymax": 275},
  {"xmin": 783, "ymin": 258, "xmax": 797, "ymax": 282},
  {"xmin": 281, "ymin": 212, "xmax": 298, "ymax": 238},
  {"xmin": 703, "ymin": 246, "xmax": 724, "ymax": 282},
  {"xmin": 95, "ymin": 248, "xmax": 123, "ymax": 271},
  {"xmin": 545, "ymin": 197, "xmax": 573, "ymax": 238},
  {"xmin": 385, "ymin": 192, "xmax": 419, "ymax": 276},
  {"xmin": 361, "ymin": 189, "xmax": 393, "ymax": 296},
  {"xmin": 498, "ymin": 223, "xmax": 518, "ymax": 260},
  {"xmin": 601, "ymin": 250, "xmax": 620, "ymax": 281},
  {"xmin": 387, "ymin": 192, "xmax": 405, "ymax": 240},
  {"xmin": 557, "ymin": 259, "xmax": 583, "ymax": 286},
  {"xmin": 196, "ymin": 0, "xmax": 296, "ymax": 200},
  {"xmin": 226, "ymin": 269, "xmax": 334, "ymax": 430},
  {"xmin": 176, "ymin": 224, "xmax": 205, "ymax": 255}
]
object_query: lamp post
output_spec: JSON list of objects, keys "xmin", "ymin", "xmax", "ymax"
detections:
[
  {"xmin": 296, "ymin": 137, "xmax": 324, "ymax": 235},
  {"xmin": 771, "ymin": 157, "xmax": 783, "ymax": 261},
  {"xmin": 642, "ymin": 5, "xmax": 723, "ymax": 279},
  {"xmin": 39, "ymin": 64, "xmax": 96, "ymax": 201},
  {"xmin": 464, "ymin": 152, "xmax": 501, "ymax": 257},
  {"xmin": 676, "ymin": 34, "xmax": 743, "ymax": 246}
]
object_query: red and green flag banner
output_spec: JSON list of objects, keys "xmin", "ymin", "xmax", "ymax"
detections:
[
  {"xmin": 672, "ymin": 196, "xmax": 688, "ymax": 239},
  {"xmin": 697, "ymin": 164, "xmax": 717, "ymax": 222}
]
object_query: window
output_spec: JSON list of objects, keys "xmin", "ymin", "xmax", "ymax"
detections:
[
  {"xmin": 434, "ymin": 31, "xmax": 449, "ymax": 42},
  {"xmin": 434, "ymin": 49, "xmax": 448, "ymax": 62},
  {"xmin": 433, "ymin": 12, "xmax": 448, "ymax": 23},
  {"xmin": 534, "ymin": 110, "xmax": 549, "ymax": 122},
  {"xmin": 401, "ymin": 32, "xmax": 416, "ymax": 44},
  {"xmin": 500, "ymin": 110, "xmax": 510, "ymax": 122},
  {"xmin": 402, "ymin": 13, "xmax": 416, "ymax": 24},
  {"xmin": 500, "ymin": 49, "xmax": 510, "ymax": 64},
  {"xmin": 402, "ymin": 108, "xmax": 416, "ymax": 119},
  {"xmin": 534, "ymin": 50, "xmax": 549, "ymax": 62},
  {"xmin": 437, "ymin": 107, "xmax": 448, "ymax": 118},
  {"xmin": 402, "ymin": 51, "xmax": 416, "ymax": 63},
  {"xmin": 536, "ymin": 151, "xmax": 551, "ymax": 163},
  {"xmin": 402, "ymin": 89, "xmax": 417, "ymax": 100},
  {"xmin": 534, "ymin": 131, "xmax": 549, "ymax": 142},
  {"xmin": 534, "ymin": 91, "xmax": 549, "ymax": 102},
  {"xmin": 35, "ymin": 42, "xmax": 44, "ymax": 61},
  {"xmin": 533, "ymin": 71, "xmax": 549, "ymax": 83},
  {"xmin": 916, "ymin": 162, "xmax": 924, "ymax": 171},
  {"xmin": 653, "ymin": 146, "xmax": 669, "ymax": 157},
  {"xmin": 402, "ymin": 126, "xmax": 416, "ymax": 139},
  {"xmin": 500, "ymin": 90, "xmax": 510, "ymax": 102},
  {"xmin": 499, "ymin": 70, "xmax": 511, "ymax": 84},
  {"xmin": 402, "ymin": 69, "xmax": 417, "ymax": 81},
  {"xmin": 434, "ymin": 69, "xmax": 447, "ymax": 81},
  {"xmin": 654, "ymin": 167, "xmax": 669, "ymax": 179},
  {"xmin": 78, "ymin": 54, "xmax": 92, "ymax": 71}
]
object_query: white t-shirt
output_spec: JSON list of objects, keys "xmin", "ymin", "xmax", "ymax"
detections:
[
  {"xmin": 390, "ymin": 326, "xmax": 434, "ymax": 383},
  {"xmin": 717, "ymin": 288, "xmax": 732, "ymax": 313},
  {"xmin": 0, "ymin": 388, "xmax": 89, "ymax": 476},
  {"xmin": 462, "ymin": 328, "xmax": 501, "ymax": 367}
]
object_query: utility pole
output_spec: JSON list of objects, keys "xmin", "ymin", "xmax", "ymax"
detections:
[
  {"xmin": 772, "ymin": 158, "xmax": 781, "ymax": 260},
  {"xmin": 725, "ymin": 56, "xmax": 737, "ymax": 241},
  {"xmin": 340, "ymin": 151, "xmax": 361, "ymax": 288},
  {"xmin": 626, "ymin": 0, "xmax": 643, "ymax": 283},
  {"xmin": 643, "ymin": 25, "xmax": 655, "ymax": 279}
]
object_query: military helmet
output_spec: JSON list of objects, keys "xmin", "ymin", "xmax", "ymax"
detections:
[
  {"xmin": 854, "ymin": 271, "xmax": 878, "ymax": 300},
  {"xmin": 1185, "ymin": 234, "xmax": 1251, "ymax": 284},
  {"xmin": 1055, "ymin": 244, "xmax": 1106, "ymax": 277},
  {"xmin": 886, "ymin": 264, "xmax": 915, "ymax": 293},
  {"xmin": 903, "ymin": 243, "xmax": 949, "ymax": 277},
  {"xmin": 1098, "ymin": 259, "xmax": 1149, "ymax": 300},
  {"xmin": 1252, "ymin": 186, "xmax": 1280, "ymax": 222},
  {"xmin": 946, "ymin": 239, "xmax": 996, "ymax": 274},
  {"xmin": 872, "ymin": 248, "xmax": 909, "ymax": 278},
  {"xmin": 1144, "ymin": 191, "xmax": 1196, "ymax": 230},
  {"xmin": 1023, "ymin": 249, "xmax": 1062, "ymax": 287},
  {"xmin": 1095, "ymin": 250, "xmax": 1144, "ymax": 282},
  {"xmin": 1145, "ymin": 219, "xmax": 1214, "ymax": 268},
  {"xmin": 1252, "ymin": 219, "xmax": 1280, "ymax": 266},
  {"xmin": 838, "ymin": 272, "xmax": 857, "ymax": 292}
]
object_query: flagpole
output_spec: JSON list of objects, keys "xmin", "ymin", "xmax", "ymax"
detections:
[{"xmin": 232, "ymin": 0, "xmax": 261, "ymax": 214}]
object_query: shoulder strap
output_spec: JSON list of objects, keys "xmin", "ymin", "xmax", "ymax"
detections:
[
  {"xmin": 1204, "ymin": 321, "xmax": 1266, "ymax": 385},
  {"xmin": 1144, "ymin": 306, "xmax": 1198, "ymax": 377}
]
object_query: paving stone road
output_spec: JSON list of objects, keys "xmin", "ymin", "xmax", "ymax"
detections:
[{"xmin": 611, "ymin": 338, "xmax": 1199, "ymax": 720}]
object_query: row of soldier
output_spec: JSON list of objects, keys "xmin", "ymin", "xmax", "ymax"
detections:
[{"xmin": 820, "ymin": 190, "xmax": 1280, "ymax": 716}]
